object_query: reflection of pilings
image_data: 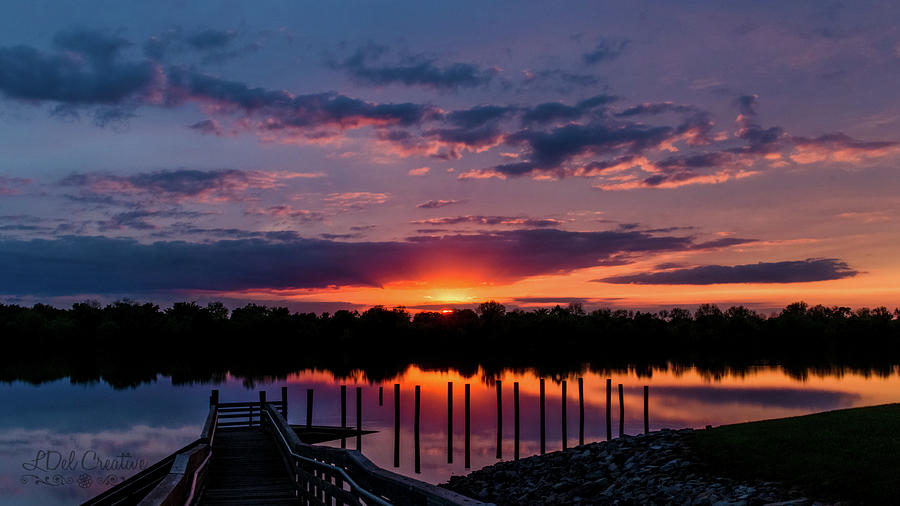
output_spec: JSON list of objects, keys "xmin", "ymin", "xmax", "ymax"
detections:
[
  {"xmin": 414, "ymin": 385, "xmax": 421, "ymax": 474},
  {"xmin": 356, "ymin": 386, "xmax": 362, "ymax": 451},
  {"xmin": 394, "ymin": 383, "xmax": 400, "ymax": 468},
  {"xmin": 464, "ymin": 383, "xmax": 471, "ymax": 469},
  {"xmin": 644, "ymin": 385, "xmax": 649, "ymax": 434},
  {"xmin": 578, "ymin": 377, "xmax": 584, "ymax": 446},
  {"xmin": 341, "ymin": 384, "xmax": 347, "ymax": 448},
  {"xmin": 618, "ymin": 383, "xmax": 625, "ymax": 438},
  {"xmin": 496, "ymin": 379, "xmax": 502, "ymax": 459},
  {"xmin": 307, "ymin": 388, "xmax": 314, "ymax": 429},
  {"xmin": 561, "ymin": 379, "xmax": 567, "ymax": 451},
  {"xmin": 447, "ymin": 382, "xmax": 453, "ymax": 464},
  {"xmin": 379, "ymin": 385, "xmax": 383, "ymax": 406},
  {"xmin": 513, "ymin": 382, "xmax": 520, "ymax": 461},
  {"xmin": 539, "ymin": 378, "xmax": 546, "ymax": 455},
  {"xmin": 605, "ymin": 379, "xmax": 612, "ymax": 441}
]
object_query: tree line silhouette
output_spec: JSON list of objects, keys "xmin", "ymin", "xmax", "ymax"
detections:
[{"xmin": 2, "ymin": 300, "xmax": 899, "ymax": 389}]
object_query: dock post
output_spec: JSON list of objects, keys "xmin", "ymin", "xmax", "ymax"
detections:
[
  {"xmin": 393, "ymin": 383, "xmax": 400, "ymax": 468},
  {"xmin": 465, "ymin": 383, "xmax": 471, "ymax": 469},
  {"xmin": 356, "ymin": 386, "xmax": 362, "ymax": 451},
  {"xmin": 606, "ymin": 379, "xmax": 612, "ymax": 441},
  {"xmin": 540, "ymin": 378, "xmax": 546, "ymax": 455},
  {"xmin": 341, "ymin": 385, "xmax": 347, "ymax": 448},
  {"xmin": 281, "ymin": 386, "xmax": 288, "ymax": 419},
  {"xmin": 618, "ymin": 383, "xmax": 625, "ymax": 437},
  {"xmin": 306, "ymin": 388, "xmax": 313, "ymax": 429},
  {"xmin": 415, "ymin": 385, "xmax": 421, "ymax": 473},
  {"xmin": 644, "ymin": 385, "xmax": 649, "ymax": 434},
  {"xmin": 496, "ymin": 379, "xmax": 502, "ymax": 459},
  {"xmin": 561, "ymin": 379, "xmax": 567, "ymax": 451},
  {"xmin": 259, "ymin": 391, "xmax": 266, "ymax": 428},
  {"xmin": 578, "ymin": 378, "xmax": 584, "ymax": 446},
  {"xmin": 379, "ymin": 386, "xmax": 383, "ymax": 406},
  {"xmin": 514, "ymin": 382, "xmax": 520, "ymax": 460},
  {"xmin": 447, "ymin": 382, "xmax": 453, "ymax": 463},
  {"xmin": 210, "ymin": 389, "xmax": 219, "ymax": 406}
]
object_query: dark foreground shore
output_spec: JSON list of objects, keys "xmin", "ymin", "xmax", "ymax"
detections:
[{"xmin": 442, "ymin": 429, "xmax": 825, "ymax": 506}]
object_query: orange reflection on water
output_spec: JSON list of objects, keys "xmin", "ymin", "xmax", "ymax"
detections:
[{"xmin": 272, "ymin": 365, "xmax": 900, "ymax": 484}]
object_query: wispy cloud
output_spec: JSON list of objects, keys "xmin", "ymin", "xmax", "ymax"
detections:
[{"xmin": 416, "ymin": 199, "xmax": 463, "ymax": 209}]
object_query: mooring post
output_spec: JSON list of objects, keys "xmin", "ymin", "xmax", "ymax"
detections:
[
  {"xmin": 259, "ymin": 391, "xmax": 266, "ymax": 428},
  {"xmin": 578, "ymin": 377, "xmax": 584, "ymax": 446},
  {"xmin": 306, "ymin": 388, "xmax": 313, "ymax": 429},
  {"xmin": 561, "ymin": 379, "xmax": 568, "ymax": 451},
  {"xmin": 415, "ymin": 385, "xmax": 421, "ymax": 474},
  {"xmin": 447, "ymin": 381, "xmax": 453, "ymax": 463},
  {"xmin": 496, "ymin": 379, "xmax": 502, "ymax": 459},
  {"xmin": 465, "ymin": 383, "xmax": 471, "ymax": 469},
  {"xmin": 258, "ymin": 391, "xmax": 267, "ymax": 427},
  {"xmin": 379, "ymin": 386, "xmax": 383, "ymax": 406},
  {"xmin": 341, "ymin": 385, "xmax": 347, "ymax": 427},
  {"xmin": 394, "ymin": 383, "xmax": 400, "ymax": 468},
  {"xmin": 514, "ymin": 381, "xmax": 520, "ymax": 460},
  {"xmin": 356, "ymin": 386, "xmax": 362, "ymax": 451},
  {"xmin": 281, "ymin": 386, "xmax": 288, "ymax": 419},
  {"xmin": 618, "ymin": 383, "xmax": 625, "ymax": 437},
  {"xmin": 644, "ymin": 385, "xmax": 649, "ymax": 434},
  {"xmin": 606, "ymin": 379, "xmax": 612, "ymax": 441},
  {"xmin": 341, "ymin": 385, "xmax": 347, "ymax": 448},
  {"xmin": 210, "ymin": 389, "xmax": 219, "ymax": 406},
  {"xmin": 540, "ymin": 378, "xmax": 546, "ymax": 455}
]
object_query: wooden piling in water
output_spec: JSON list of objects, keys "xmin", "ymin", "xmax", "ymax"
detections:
[
  {"xmin": 341, "ymin": 385, "xmax": 347, "ymax": 448},
  {"xmin": 496, "ymin": 379, "xmax": 502, "ymax": 459},
  {"xmin": 578, "ymin": 378, "xmax": 584, "ymax": 446},
  {"xmin": 394, "ymin": 383, "xmax": 400, "ymax": 468},
  {"xmin": 514, "ymin": 381, "xmax": 520, "ymax": 461},
  {"xmin": 618, "ymin": 383, "xmax": 624, "ymax": 438},
  {"xmin": 306, "ymin": 388, "xmax": 314, "ymax": 428},
  {"xmin": 258, "ymin": 391, "xmax": 266, "ymax": 427},
  {"xmin": 210, "ymin": 389, "xmax": 219, "ymax": 406},
  {"xmin": 281, "ymin": 386, "xmax": 287, "ymax": 419},
  {"xmin": 379, "ymin": 385, "xmax": 383, "ymax": 406},
  {"xmin": 415, "ymin": 385, "xmax": 421, "ymax": 474},
  {"xmin": 606, "ymin": 379, "xmax": 612, "ymax": 441},
  {"xmin": 447, "ymin": 382, "xmax": 453, "ymax": 464},
  {"xmin": 540, "ymin": 378, "xmax": 546, "ymax": 455},
  {"xmin": 561, "ymin": 379, "xmax": 567, "ymax": 450},
  {"xmin": 644, "ymin": 385, "xmax": 649, "ymax": 434},
  {"xmin": 356, "ymin": 386, "xmax": 362, "ymax": 451},
  {"xmin": 465, "ymin": 383, "xmax": 471, "ymax": 469}
]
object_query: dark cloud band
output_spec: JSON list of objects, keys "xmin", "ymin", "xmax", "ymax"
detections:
[
  {"xmin": 597, "ymin": 258, "xmax": 858, "ymax": 285},
  {"xmin": 0, "ymin": 229, "xmax": 742, "ymax": 295}
]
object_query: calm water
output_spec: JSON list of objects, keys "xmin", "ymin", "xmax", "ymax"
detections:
[{"xmin": 2, "ymin": 365, "xmax": 899, "ymax": 505}]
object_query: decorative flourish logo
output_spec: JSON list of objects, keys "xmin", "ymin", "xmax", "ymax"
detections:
[{"xmin": 19, "ymin": 449, "xmax": 146, "ymax": 488}]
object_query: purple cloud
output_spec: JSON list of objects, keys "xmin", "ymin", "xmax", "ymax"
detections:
[{"xmin": 597, "ymin": 258, "xmax": 858, "ymax": 285}]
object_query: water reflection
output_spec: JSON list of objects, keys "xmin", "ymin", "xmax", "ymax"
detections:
[{"xmin": 1, "ymin": 365, "xmax": 898, "ymax": 505}]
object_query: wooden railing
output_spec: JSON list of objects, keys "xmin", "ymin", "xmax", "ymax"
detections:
[
  {"xmin": 86, "ymin": 388, "xmax": 485, "ymax": 506},
  {"xmin": 259, "ymin": 402, "xmax": 486, "ymax": 506}
]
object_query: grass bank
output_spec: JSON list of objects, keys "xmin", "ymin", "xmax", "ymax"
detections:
[{"xmin": 690, "ymin": 403, "xmax": 900, "ymax": 504}]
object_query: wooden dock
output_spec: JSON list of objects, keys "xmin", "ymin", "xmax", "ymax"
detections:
[
  {"xmin": 83, "ymin": 387, "xmax": 485, "ymax": 506},
  {"xmin": 199, "ymin": 429, "xmax": 298, "ymax": 505}
]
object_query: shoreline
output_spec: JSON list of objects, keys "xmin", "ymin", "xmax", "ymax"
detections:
[{"xmin": 442, "ymin": 429, "xmax": 822, "ymax": 505}]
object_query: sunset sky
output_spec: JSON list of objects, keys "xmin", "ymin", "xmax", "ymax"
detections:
[{"xmin": 1, "ymin": 1, "xmax": 898, "ymax": 312}]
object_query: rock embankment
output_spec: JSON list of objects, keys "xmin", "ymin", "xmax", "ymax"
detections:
[{"xmin": 442, "ymin": 429, "xmax": 827, "ymax": 505}]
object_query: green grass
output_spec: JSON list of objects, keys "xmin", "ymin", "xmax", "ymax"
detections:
[{"xmin": 690, "ymin": 404, "xmax": 900, "ymax": 504}]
